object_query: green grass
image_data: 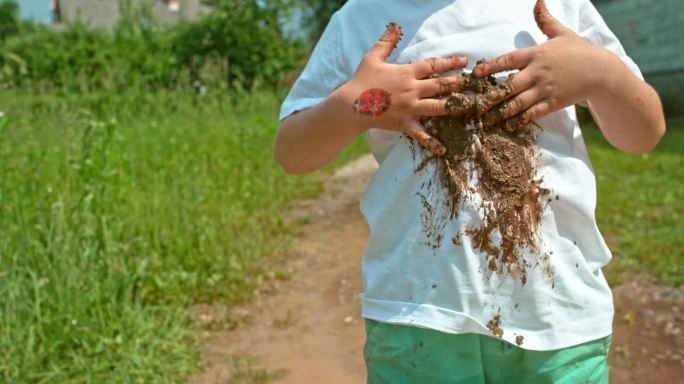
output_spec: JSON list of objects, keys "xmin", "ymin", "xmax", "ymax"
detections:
[
  {"xmin": 584, "ymin": 119, "xmax": 684, "ymax": 286},
  {"xmin": 0, "ymin": 90, "xmax": 367, "ymax": 383},
  {"xmin": 1, "ymin": 85, "xmax": 679, "ymax": 382},
  {"xmin": 229, "ymin": 355, "xmax": 287, "ymax": 384}
]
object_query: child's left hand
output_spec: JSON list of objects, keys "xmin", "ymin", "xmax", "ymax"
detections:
[
  {"xmin": 470, "ymin": 0, "xmax": 665, "ymax": 155},
  {"xmin": 471, "ymin": 0, "xmax": 610, "ymax": 127}
]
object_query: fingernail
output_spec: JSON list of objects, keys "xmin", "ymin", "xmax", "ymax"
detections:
[
  {"xmin": 423, "ymin": 136, "xmax": 446, "ymax": 156},
  {"xmin": 385, "ymin": 22, "xmax": 401, "ymax": 34},
  {"xmin": 382, "ymin": 22, "xmax": 403, "ymax": 45},
  {"xmin": 430, "ymin": 139, "xmax": 446, "ymax": 156},
  {"xmin": 534, "ymin": 0, "xmax": 550, "ymax": 22}
]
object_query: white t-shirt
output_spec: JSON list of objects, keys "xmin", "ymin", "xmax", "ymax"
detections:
[{"xmin": 279, "ymin": 0, "xmax": 642, "ymax": 351}]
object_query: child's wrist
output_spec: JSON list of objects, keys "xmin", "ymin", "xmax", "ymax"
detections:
[
  {"xmin": 586, "ymin": 48, "xmax": 626, "ymax": 103},
  {"xmin": 329, "ymin": 84, "xmax": 372, "ymax": 136}
]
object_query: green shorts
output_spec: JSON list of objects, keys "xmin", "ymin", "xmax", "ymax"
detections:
[{"xmin": 364, "ymin": 319, "xmax": 611, "ymax": 384}]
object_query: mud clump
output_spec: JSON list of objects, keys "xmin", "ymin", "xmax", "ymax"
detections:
[
  {"xmin": 487, "ymin": 314, "xmax": 504, "ymax": 338},
  {"xmin": 515, "ymin": 335, "xmax": 525, "ymax": 346},
  {"xmin": 414, "ymin": 69, "xmax": 550, "ymax": 285}
]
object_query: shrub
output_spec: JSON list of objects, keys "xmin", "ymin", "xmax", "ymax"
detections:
[
  {"xmin": 0, "ymin": 0, "xmax": 305, "ymax": 92},
  {"xmin": 0, "ymin": 0, "xmax": 21, "ymax": 42}
]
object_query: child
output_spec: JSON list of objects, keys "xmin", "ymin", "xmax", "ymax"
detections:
[{"xmin": 274, "ymin": 0, "xmax": 665, "ymax": 382}]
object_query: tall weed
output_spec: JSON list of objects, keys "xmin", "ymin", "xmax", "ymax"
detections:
[{"xmin": 0, "ymin": 89, "xmax": 362, "ymax": 381}]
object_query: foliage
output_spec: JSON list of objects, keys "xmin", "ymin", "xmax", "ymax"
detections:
[
  {"xmin": 0, "ymin": 0, "xmax": 360, "ymax": 381},
  {"xmin": 298, "ymin": 0, "xmax": 347, "ymax": 41},
  {"xmin": 0, "ymin": 89, "xmax": 367, "ymax": 381},
  {"xmin": 173, "ymin": 1, "xmax": 303, "ymax": 89},
  {"xmin": 0, "ymin": 0, "xmax": 21, "ymax": 42},
  {"xmin": 0, "ymin": 0, "xmax": 305, "ymax": 92}
]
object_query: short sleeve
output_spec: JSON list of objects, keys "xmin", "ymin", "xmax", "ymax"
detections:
[
  {"xmin": 576, "ymin": 0, "xmax": 643, "ymax": 80},
  {"xmin": 279, "ymin": 13, "xmax": 349, "ymax": 121}
]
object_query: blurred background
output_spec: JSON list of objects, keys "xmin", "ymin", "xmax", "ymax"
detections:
[{"xmin": 0, "ymin": 0, "xmax": 681, "ymax": 382}]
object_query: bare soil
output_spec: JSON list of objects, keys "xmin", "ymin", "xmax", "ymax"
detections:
[{"xmin": 189, "ymin": 154, "xmax": 684, "ymax": 384}]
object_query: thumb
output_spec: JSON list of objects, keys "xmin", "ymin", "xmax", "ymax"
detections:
[
  {"xmin": 533, "ymin": 0, "xmax": 568, "ymax": 38},
  {"xmin": 367, "ymin": 22, "xmax": 403, "ymax": 62}
]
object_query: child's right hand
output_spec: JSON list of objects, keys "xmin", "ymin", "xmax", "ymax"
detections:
[
  {"xmin": 275, "ymin": 23, "xmax": 472, "ymax": 174},
  {"xmin": 335, "ymin": 23, "xmax": 468, "ymax": 156}
]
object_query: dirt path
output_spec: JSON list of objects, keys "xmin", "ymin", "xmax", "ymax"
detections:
[{"xmin": 190, "ymin": 154, "xmax": 684, "ymax": 384}]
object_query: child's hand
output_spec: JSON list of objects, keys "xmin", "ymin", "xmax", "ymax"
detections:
[
  {"xmin": 471, "ymin": 0, "xmax": 613, "ymax": 127},
  {"xmin": 337, "ymin": 23, "xmax": 468, "ymax": 156}
]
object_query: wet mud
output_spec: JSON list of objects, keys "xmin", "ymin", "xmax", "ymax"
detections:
[{"xmin": 413, "ymin": 70, "xmax": 550, "ymax": 285}]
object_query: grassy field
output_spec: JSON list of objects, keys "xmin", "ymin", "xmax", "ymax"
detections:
[
  {"xmin": 0, "ymin": 89, "xmax": 680, "ymax": 382},
  {"xmin": 0, "ymin": 90, "xmax": 366, "ymax": 383},
  {"xmin": 585, "ymin": 119, "xmax": 684, "ymax": 286}
]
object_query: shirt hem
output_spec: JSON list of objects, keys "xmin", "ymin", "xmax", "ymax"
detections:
[{"xmin": 360, "ymin": 294, "xmax": 613, "ymax": 351}]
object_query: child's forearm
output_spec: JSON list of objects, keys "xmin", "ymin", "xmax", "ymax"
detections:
[
  {"xmin": 274, "ymin": 88, "xmax": 367, "ymax": 175},
  {"xmin": 586, "ymin": 52, "xmax": 666, "ymax": 154}
]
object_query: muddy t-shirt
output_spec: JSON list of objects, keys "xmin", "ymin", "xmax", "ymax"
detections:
[{"xmin": 279, "ymin": 0, "xmax": 642, "ymax": 351}]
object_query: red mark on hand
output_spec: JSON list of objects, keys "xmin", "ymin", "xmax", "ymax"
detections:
[{"xmin": 352, "ymin": 88, "xmax": 391, "ymax": 117}]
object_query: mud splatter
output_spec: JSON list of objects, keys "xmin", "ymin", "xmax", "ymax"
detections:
[
  {"xmin": 412, "ymin": 69, "xmax": 552, "ymax": 285},
  {"xmin": 487, "ymin": 313, "xmax": 504, "ymax": 338},
  {"xmin": 416, "ymin": 192, "xmax": 446, "ymax": 251},
  {"xmin": 452, "ymin": 233, "xmax": 462, "ymax": 246},
  {"xmin": 515, "ymin": 335, "xmax": 525, "ymax": 346}
]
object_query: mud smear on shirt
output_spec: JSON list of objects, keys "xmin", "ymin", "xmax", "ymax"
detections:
[
  {"xmin": 515, "ymin": 335, "xmax": 525, "ymax": 346},
  {"xmin": 487, "ymin": 313, "xmax": 504, "ymax": 338},
  {"xmin": 413, "ymin": 71, "xmax": 551, "ymax": 286}
]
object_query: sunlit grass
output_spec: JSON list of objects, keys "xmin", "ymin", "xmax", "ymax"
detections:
[
  {"xmin": 584, "ymin": 119, "xmax": 684, "ymax": 286},
  {"xmin": 0, "ymin": 90, "xmax": 366, "ymax": 382},
  {"xmin": 2, "ymin": 86, "xmax": 679, "ymax": 382}
]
